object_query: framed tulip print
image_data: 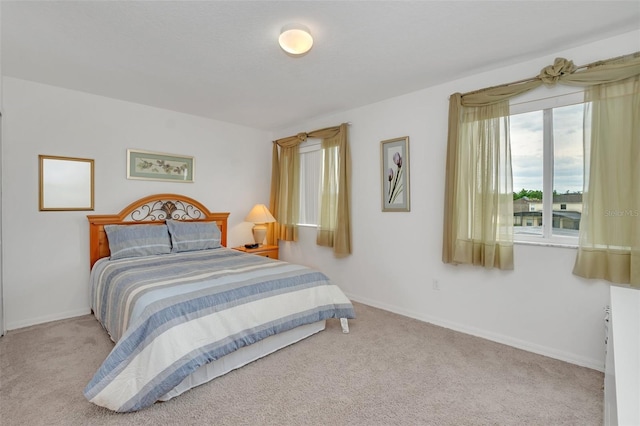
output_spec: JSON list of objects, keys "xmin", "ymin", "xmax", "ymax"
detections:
[{"xmin": 381, "ymin": 136, "xmax": 410, "ymax": 212}]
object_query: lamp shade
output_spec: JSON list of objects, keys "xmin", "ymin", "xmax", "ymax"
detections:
[
  {"xmin": 278, "ymin": 23, "xmax": 313, "ymax": 56},
  {"xmin": 245, "ymin": 204, "xmax": 276, "ymax": 224}
]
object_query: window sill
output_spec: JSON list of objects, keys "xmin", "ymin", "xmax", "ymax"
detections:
[{"xmin": 514, "ymin": 239, "xmax": 578, "ymax": 249}]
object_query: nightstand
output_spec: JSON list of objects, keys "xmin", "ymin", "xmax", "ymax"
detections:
[{"xmin": 233, "ymin": 244, "xmax": 279, "ymax": 260}]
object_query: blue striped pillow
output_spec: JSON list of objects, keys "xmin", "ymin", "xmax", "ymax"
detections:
[
  {"xmin": 104, "ymin": 224, "xmax": 172, "ymax": 260},
  {"xmin": 166, "ymin": 219, "xmax": 221, "ymax": 253}
]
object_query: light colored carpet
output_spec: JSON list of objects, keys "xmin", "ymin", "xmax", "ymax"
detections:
[{"xmin": 0, "ymin": 302, "xmax": 603, "ymax": 425}]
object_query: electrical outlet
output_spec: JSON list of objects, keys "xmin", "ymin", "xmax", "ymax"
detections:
[{"xmin": 432, "ymin": 279, "xmax": 440, "ymax": 291}]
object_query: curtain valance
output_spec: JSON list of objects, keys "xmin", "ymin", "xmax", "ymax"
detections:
[
  {"xmin": 457, "ymin": 52, "xmax": 640, "ymax": 107},
  {"xmin": 272, "ymin": 125, "xmax": 344, "ymax": 148}
]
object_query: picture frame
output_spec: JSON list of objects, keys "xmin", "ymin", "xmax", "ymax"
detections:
[
  {"xmin": 39, "ymin": 155, "xmax": 95, "ymax": 211},
  {"xmin": 381, "ymin": 136, "xmax": 410, "ymax": 212},
  {"xmin": 127, "ymin": 149, "xmax": 194, "ymax": 183}
]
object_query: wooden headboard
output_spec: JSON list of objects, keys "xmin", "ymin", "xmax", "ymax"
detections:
[{"xmin": 87, "ymin": 193, "xmax": 229, "ymax": 269}]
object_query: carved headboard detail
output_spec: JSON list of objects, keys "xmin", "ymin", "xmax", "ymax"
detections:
[{"xmin": 87, "ymin": 193, "xmax": 229, "ymax": 268}]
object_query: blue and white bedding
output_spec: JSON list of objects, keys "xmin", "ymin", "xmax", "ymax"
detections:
[{"xmin": 84, "ymin": 248, "xmax": 355, "ymax": 412}]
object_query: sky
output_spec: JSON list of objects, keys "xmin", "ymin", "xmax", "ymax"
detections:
[{"xmin": 510, "ymin": 103, "xmax": 584, "ymax": 194}]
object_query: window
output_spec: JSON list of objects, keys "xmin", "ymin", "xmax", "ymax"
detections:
[
  {"xmin": 510, "ymin": 93, "xmax": 585, "ymax": 244},
  {"xmin": 297, "ymin": 140, "xmax": 340, "ymax": 227},
  {"xmin": 298, "ymin": 141, "xmax": 322, "ymax": 226}
]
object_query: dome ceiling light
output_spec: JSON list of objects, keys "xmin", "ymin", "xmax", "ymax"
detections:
[{"xmin": 278, "ymin": 23, "xmax": 313, "ymax": 56}]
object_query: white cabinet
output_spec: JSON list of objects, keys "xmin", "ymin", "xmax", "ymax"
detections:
[{"xmin": 604, "ymin": 286, "xmax": 640, "ymax": 426}]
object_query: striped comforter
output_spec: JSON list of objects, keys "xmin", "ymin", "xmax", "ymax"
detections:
[{"xmin": 84, "ymin": 248, "xmax": 355, "ymax": 412}]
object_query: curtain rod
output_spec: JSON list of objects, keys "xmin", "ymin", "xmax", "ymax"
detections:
[{"xmin": 461, "ymin": 51, "xmax": 640, "ymax": 97}]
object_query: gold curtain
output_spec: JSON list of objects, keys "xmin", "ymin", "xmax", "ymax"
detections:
[
  {"xmin": 268, "ymin": 133, "xmax": 306, "ymax": 244},
  {"xmin": 450, "ymin": 100, "xmax": 514, "ymax": 269},
  {"xmin": 268, "ymin": 124, "xmax": 352, "ymax": 255},
  {"xmin": 572, "ymin": 75, "xmax": 640, "ymax": 286},
  {"xmin": 443, "ymin": 52, "xmax": 640, "ymax": 273},
  {"xmin": 316, "ymin": 123, "xmax": 351, "ymax": 256}
]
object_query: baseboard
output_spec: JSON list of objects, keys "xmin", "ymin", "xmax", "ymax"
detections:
[
  {"xmin": 345, "ymin": 293, "xmax": 604, "ymax": 372},
  {"xmin": 6, "ymin": 308, "xmax": 91, "ymax": 331}
]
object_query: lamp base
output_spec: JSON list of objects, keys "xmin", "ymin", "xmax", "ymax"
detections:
[{"xmin": 252, "ymin": 224, "xmax": 267, "ymax": 245}]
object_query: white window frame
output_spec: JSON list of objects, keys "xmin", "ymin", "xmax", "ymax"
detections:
[{"xmin": 510, "ymin": 88, "xmax": 585, "ymax": 248}]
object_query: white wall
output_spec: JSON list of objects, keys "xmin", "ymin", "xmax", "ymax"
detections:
[
  {"xmin": 2, "ymin": 78, "xmax": 272, "ymax": 329},
  {"xmin": 277, "ymin": 30, "xmax": 640, "ymax": 371}
]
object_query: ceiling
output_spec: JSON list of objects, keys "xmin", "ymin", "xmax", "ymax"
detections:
[{"xmin": 2, "ymin": 1, "xmax": 639, "ymax": 131}]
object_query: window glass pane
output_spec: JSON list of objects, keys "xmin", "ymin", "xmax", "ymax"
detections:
[
  {"xmin": 552, "ymin": 103, "xmax": 584, "ymax": 237},
  {"xmin": 510, "ymin": 110, "xmax": 543, "ymax": 236}
]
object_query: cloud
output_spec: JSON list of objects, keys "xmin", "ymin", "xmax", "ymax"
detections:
[{"xmin": 510, "ymin": 103, "xmax": 584, "ymax": 193}]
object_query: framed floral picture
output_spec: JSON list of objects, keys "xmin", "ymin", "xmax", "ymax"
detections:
[
  {"xmin": 381, "ymin": 136, "xmax": 410, "ymax": 212},
  {"xmin": 127, "ymin": 149, "xmax": 194, "ymax": 183}
]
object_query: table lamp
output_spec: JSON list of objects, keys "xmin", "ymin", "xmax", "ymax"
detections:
[{"xmin": 245, "ymin": 204, "xmax": 276, "ymax": 245}]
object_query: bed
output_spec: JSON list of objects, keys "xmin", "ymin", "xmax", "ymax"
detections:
[{"xmin": 83, "ymin": 194, "xmax": 355, "ymax": 412}]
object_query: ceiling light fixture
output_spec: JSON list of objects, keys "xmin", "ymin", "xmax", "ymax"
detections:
[{"xmin": 278, "ymin": 23, "xmax": 313, "ymax": 56}]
